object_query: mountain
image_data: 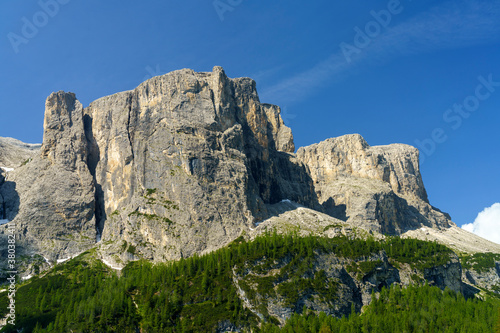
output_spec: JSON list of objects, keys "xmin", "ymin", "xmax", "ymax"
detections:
[{"xmin": 0, "ymin": 67, "xmax": 499, "ymax": 331}]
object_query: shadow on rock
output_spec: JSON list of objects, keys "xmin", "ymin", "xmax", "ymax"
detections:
[
  {"xmin": 84, "ymin": 114, "xmax": 106, "ymax": 239},
  {"xmin": 0, "ymin": 180, "xmax": 20, "ymax": 221}
]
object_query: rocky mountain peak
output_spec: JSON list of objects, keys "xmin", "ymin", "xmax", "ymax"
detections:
[
  {"xmin": 0, "ymin": 67, "xmax": 468, "ymax": 272},
  {"xmin": 41, "ymin": 91, "xmax": 90, "ymax": 170},
  {"xmin": 297, "ymin": 133, "xmax": 428, "ymax": 203}
]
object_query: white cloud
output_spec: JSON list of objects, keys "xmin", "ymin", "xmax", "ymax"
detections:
[
  {"xmin": 462, "ymin": 203, "xmax": 500, "ymax": 244},
  {"xmin": 260, "ymin": 0, "xmax": 500, "ymax": 104}
]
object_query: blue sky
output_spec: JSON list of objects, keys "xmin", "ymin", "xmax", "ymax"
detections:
[{"xmin": 1, "ymin": 0, "xmax": 499, "ymax": 230}]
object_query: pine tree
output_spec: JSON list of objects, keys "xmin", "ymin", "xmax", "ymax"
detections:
[
  {"xmin": 32, "ymin": 322, "xmax": 43, "ymax": 333},
  {"xmin": 39, "ymin": 294, "xmax": 48, "ymax": 311}
]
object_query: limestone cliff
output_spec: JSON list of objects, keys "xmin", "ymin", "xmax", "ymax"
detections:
[
  {"xmin": 0, "ymin": 66, "xmax": 490, "ymax": 276},
  {"xmin": 0, "ymin": 67, "xmax": 312, "ymax": 270},
  {"xmin": 83, "ymin": 67, "xmax": 312, "ymax": 266},
  {"xmin": 0, "ymin": 92, "xmax": 96, "ymax": 264},
  {"xmin": 296, "ymin": 134, "xmax": 453, "ymax": 235}
]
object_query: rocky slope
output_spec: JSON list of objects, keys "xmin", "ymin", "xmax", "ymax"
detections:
[
  {"xmin": 233, "ymin": 245, "xmax": 463, "ymax": 325},
  {"xmin": 0, "ymin": 137, "xmax": 41, "ymax": 223},
  {"xmin": 0, "ymin": 137, "xmax": 40, "ymax": 222},
  {"xmin": 0, "ymin": 67, "xmax": 498, "ymax": 297},
  {"xmin": 0, "ymin": 137, "xmax": 40, "ymax": 171}
]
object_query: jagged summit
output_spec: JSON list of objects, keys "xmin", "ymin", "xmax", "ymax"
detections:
[{"xmin": 0, "ymin": 67, "xmax": 497, "ymax": 277}]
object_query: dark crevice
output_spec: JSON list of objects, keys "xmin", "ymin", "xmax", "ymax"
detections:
[
  {"xmin": 0, "ymin": 173, "xmax": 4, "ymax": 219},
  {"xmin": 0, "ymin": 180, "xmax": 19, "ymax": 222},
  {"xmin": 1, "ymin": 193, "xmax": 6, "ymax": 220},
  {"xmin": 83, "ymin": 114, "xmax": 106, "ymax": 241},
  {"xmin": 126, "ymin": 94, "xmax": 135, "ymax": 163}
]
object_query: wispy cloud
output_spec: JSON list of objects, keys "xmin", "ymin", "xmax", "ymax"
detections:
[{"xmin": 260, "ymin": 0, "xmax": 500, "ymax": 103}]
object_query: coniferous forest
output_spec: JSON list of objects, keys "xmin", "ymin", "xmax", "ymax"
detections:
[{"xmin": 0, "ymin": 233, "xmax": 499, "ymax": 332}]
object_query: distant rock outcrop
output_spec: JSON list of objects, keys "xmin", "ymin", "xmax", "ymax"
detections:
[
  {"xmin": 296, "ymin": 134, "xmax": 453, "ymax": 235},
  {"xmin": 0, "ymin": 137, "xmax": 40, "ymax": 170}
]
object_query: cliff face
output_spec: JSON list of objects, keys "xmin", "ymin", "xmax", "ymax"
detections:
[
  {"xmin": 0, "ymin": 66, "xmax": 463, "ymax": 270},
  {"xmin": 0, "ymin": 92, "xmax": 96, "ymax": 263},
  {"xmin": 296, "ymin": 134, "xmax": 428, "ymax": 201},
  {"xmin": 296, "ymin": 134, "xmax": 453, "ymax": 235},
  {"xmin": 0, "ymin": 137, "xmax": 40, "ymax": 222},
  {"xmin": 82, "ymin": 67, "xmax": 315, "ymax": 266}
]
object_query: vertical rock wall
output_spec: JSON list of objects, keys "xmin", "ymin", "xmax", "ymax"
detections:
[{"xmin": 0, "ymin": 92, "xmax": 96, "ymax": 262}]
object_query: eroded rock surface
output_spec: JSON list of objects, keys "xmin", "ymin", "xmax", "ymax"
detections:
[
  {"xmin": 296, "ymin": 134, "xmax": 453, "ymax": 234},
  {"xmin": 82, "ymin": 67, "xmax": 308, "ymax": 266},
  {"xmin": 0, "ymin": 92, "xmax": 96, "ymax": 265},
  {"xmin": 0, "ymin": 137, "xmax": 40, "ymax": 170},
  {"xmin": 233, "ymin": 248, "xmax": 462, "ymax": 325}
]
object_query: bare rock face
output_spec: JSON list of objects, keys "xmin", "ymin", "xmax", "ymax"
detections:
[
  {"xmin": 462, "ymin": 262, "xmax": 500, "ymax": 296},
  {"xmin": 296, "ymin": 134, "xmax": 453, "ymax": 234},
  {"xmin": 0, "ymin": 137, "xmax": 40, "ymax": 223},
  {"xmin": 83, "ymin": 67, "xmax": 303, "ymax": 266},
  {"xmin": 0, "ymin": 67, "xmax": 307, "ymax": 270},
  {"xmin": 0, "ymin": 92, "xmax": 96, "ymax": 264},
  {"xmin": 0, "ymin": 137, "xmax": 40, "ymax": 170}
]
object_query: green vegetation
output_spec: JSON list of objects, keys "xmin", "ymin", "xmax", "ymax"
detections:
[
  {"xmin": 384, "ymin": 237, "xmax": 453, "ymax": 270},
  {"xmin": 127, "ymin": 210, "xmax": 173, "ymax": 224},
  {"xmin": 261, "ymin": 284, "xmax": 500, "ymax": 333},
  {"xmin": 0, "ymin": 255, "xmax": 135, "ymax": 333},
  {"xmin": 143, "ymin": 188, "xmax": 179, "ymax": 210},
  {"xmin": 322, "ymin": 224, "xmax": 343, "ymax": 232},
  {"xmin": 460, "ymin": 252, "xmax": 500, "ymax": 273},
  {"xmin": 347, "ymin": 260, "xmax": 384, "ymax": 277},
  {"xmin": 126, "ymin": 244, "xmax": 136, "ymax": 255},
  {"xmin": 145, "ymin": 188, "xmax": 157, "ymax": 196},
  {"xmin": 0, "ymin": 233, "xmax": 487, "ymax": 333},
  {"xmin": 20, "ymin": 158, "xmax": 32, "ymax": 166}
]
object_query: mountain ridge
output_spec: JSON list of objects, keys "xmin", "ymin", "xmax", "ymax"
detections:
[
  {"xmin": 0, "ymin": 67, "xmax": 499, "ymax": 332},
  {"xmin": 0, "ymin": 66, "xmax": 498, "ymax": 291}
]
